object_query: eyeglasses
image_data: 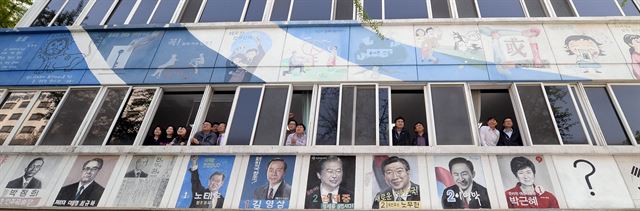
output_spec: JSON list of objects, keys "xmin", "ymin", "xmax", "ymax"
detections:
[{"xmin": 82, "ymin": 167, "xmax": 100, "ymax": 172}]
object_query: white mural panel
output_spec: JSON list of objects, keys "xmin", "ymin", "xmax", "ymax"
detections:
[
  {"xmin": 608, "ymin": 24, "xmax": 640, "ymax": 79},
  {"xmin": 349, "ymin": 26, "xmax": 417, "ymax": 66},
  {"xmin": 614, "ymin": 156, "xmax": 640, "ymax": 207},
  {"xmin": 215, "ymin": 28, "xmax": 286, "ymax": 68},
  {"xmin": 413, "ymin": 24, "xmax": 485, "ymax": 65}
]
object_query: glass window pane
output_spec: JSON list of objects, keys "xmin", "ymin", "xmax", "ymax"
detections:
[
  {"xmin": 544, "ymin": 86, "xmax": 588, "ymax": 144},
  {"xmin": 517, "ymin": 86, "xmax": 560, "ymax": 145},
  {"xmin": 477, "ymin": 0, "xmax": 524, "ymax": 17},
  {"xmin": 455, "ymin": 0, "xmax": 478, "ymax": 17},
  {"xmin": 270, "ymin": 0, "xmax": 291, "ymax": 21},
  {"xmin": 431, "ymin": 0, "xmax": 451, "ymax": 18},
  {"xmin": 205, "ymin": 91, "xmax": 235, "ymax": 129},
  {"xmin": 199, "ymin": 0, "xmax": 246, "ymax": 22},
  {"xmin": 585, "ymin": 87, "xmax": 630, "ymax": 145},
  {"xmin": 145, "ymin": 91, "xmax": 204, "ymax": 145},
  {"xmin": 391, "ymin": 90, "xmax": 427, "ymax": 146},
  {"xmin": 40, "ymin": 89, "xmax": 99, "ymax": 145},
  {"xmin": 253, "ymin": 87, "xmax": 289, "ymax": 145},
  {"xmin": 619, "ymin": 0, "xmax": 640, "ymax": 16},
  {"xmin": 31, "ymin": 0, "xmax": 67, "ymax": 26},
  {"xmin": 611, "ymin": 85, "xmax": 640, "ymax": 144},
  {"xmin": 106, "ymin": 0, "xmax": 138, "ymax": 25},
  {"xmin": 226, "ymin": 88, "xmax": 261, "ymax": 145},
  {"xmin": 244, "ymin": 0, "xmax": 267, "ymax": 21},
  {"xmin": 179, "ymin": 0, "xmax": 204, "ymax": 22},
  {"xmin": 149, "ymin": 0, "xmax": 181, "ymax": 23},
  {"xmin": 379, "ymin": 88, "xmax": 389, "ymax": 146},
  {"xmin": 316, "ymin": 87, "xmax": 339, "ymax": 145},
  {"xmin": 10, "ymin": 91, "xmax": 65, "ymax": 145},
  {"xmin": 82, "ymin": 87, "xmax": 129, "ymax": 145},
  {"xmin": 0, "ymin": 92, "xmax": 36, "ymax": 145},
  {"xmin": 51, "ymin": 0, "xmax": 91, "ymax": 26},
  {"xmin": 335, "ymin": 0, "xmax": 354, "ymax": 20},
  {"xmin": 385, "ymin": 0, "xmax": 428, "ymax": 19},
  {"xmin": 81, "ymin": 0, "xmax": 117, "ymax": 25},
  {"xmin": 339, "ymin": 86, "xmax": 354, "ymax": 145},
  {"xmin": 107, "ymin": 88, "xmax": 156, "ymax": 145},
  {"xmin": 571, "ymin": 87, "xmax": 596, "ymax": 145},
  {"xmin": 129, "ymin": 0, "xmax": 158, "ymax": 24},
  {"xmin": 524, "ymin": 0, "xmax": 548, "ymax": 17},
  {"xmin": 290, "ymin": 0, "xmax": 332, "ymax": 20},
  {"xmin": 573, "ymin": 0, "xmax": 621, "ymax": 16},
  {"xmin": 364, "ymin": 0, "xmax": 382, "ymax": 19},
  {"xmin": 550, "ymin": 0, "xmax": 575, "ymax": 17},
  {"xmin": 431, "ymin": 86, "xmax": 473, "ymax": 145},
  {"xmin": 354, "ymin": 86, "xmax": 377, "ymax": 145}
]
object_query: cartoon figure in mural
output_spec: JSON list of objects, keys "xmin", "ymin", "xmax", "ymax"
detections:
[
  {"xmin": 416, "ymin": 27, "xmax": 441, "ymax": 64},
  {"xmin": 441, "ymin": 157, "xmax": 491, "ymax": 209},
  {"xmin": 225, "ymin": 33, "xmax": 267, "ymax": 82},
  {"xmin": 354, "ymin": 35, "xmax": 408, "ymax": 64},
  {"xmin": 5, "ymin": 157, "xmax": 44, "ymax": 189},
  {"xmin": 623, "ymin": 34, "xmax": 640, "ymax": 79},
  {"xmin": 480, "ymin": 28, "xmax": 546, "ymax": 73},
  {"xmin": 452, "ymin": 32, "xmax": 482, "ymax": 54},
  {"xmin": 151, "ymin": 54, "xmax": 178, "ymax": 78},
  {"xmin": 283, "ymin": 50, "xmax": 306, "ymax": 76},
  {"xmin": 504, "ymin": 156, "xmax": 559, "ymax": 208},
  {"xmin": 564, "ymin": 35, "xmax": 605, "ymax": 73},
  {"xmin": 327, "ymin": 46, "xmax": 338, "ymax": 66},
  {"xmin": 190, "ymin": 53, "xmax": 205, "ymax": 74},
  {"xmin": 372, "ymin": 156, "xmax": 421, "ymax": 209},
  {"xmin": 108, "ymin": 31, "xmax": 163, "ymax": 69},
  {"xmin": 253, "ymin": 158, "xmax": 292, "ymax": 200},
  {"xmin": 283, "ymin": 38, "xmax": 338, "ymax": 76},
  {"xmin": 35, "ymin": 36, "xmax": 84, "ymax": 69},
  {"xmin": 188, "ymin": 156, "xmax": 225, "ymax": 208}
]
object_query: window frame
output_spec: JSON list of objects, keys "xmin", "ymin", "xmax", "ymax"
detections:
[
  {"xmin": 222, "ymin": 85, "xmax": 263, "ymax": 146},
  {"xmin": 0, "ymin": 90, "xmax": 39, "ymax": 146},
  {"xmin": 248, "ymin": 84, "xmax": 293, "ymax": 146},
  {"xmin": 311, "ymin": 85, "xmax": 340, "ymax": 146},
  {"xmin": 426, "ymin": 82, "xmax": 477, "ymax": 146},
  {"xmin": 547, "ymin": 0, "xmax": 630, "ymax": 17},
  {"xmin": 469, "ymin": 84, "xmax": 524, "ymax": 146},
  {"xmin": 542, "ymin": 83, "xmax": 594, "ymax": 145},
  {"xmin": 193, "ymin": 0, "xmax": 255, "ymax": 23},
  {"xmin": 379, "ymin": 86, "xmax": 392, "ymax": 146},
  {"xmin": 512, "ymin": 83, "xmax": 564, "ymax": 146},
  {"xmin": 336, "ymin": 83, "xmax": 380, "ymax": 146},
  {"xmin": 4, "ymin": 89, "xmax": 66, "ymax": 146},
  {"xmin": 604, "ymin": 83, "xmax": 640, "ymax": 146},
  {"xmin": 75, "ymin": 86, "xmax": 132, "ymax": 145},
  {"xmin": 580, "ymin": 84, "xmax": 634, "ymax": 146}
]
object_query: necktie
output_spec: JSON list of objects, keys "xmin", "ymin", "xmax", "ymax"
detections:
[
  {"xmin": 22, "ymin": 181, "xmax": 29, "ymax": 188},
  {"xmin": 135, "ymin": 171, "xmax": 140, "ymax": 177},
  {"xmin": 268, "ymin": 188, "xmax": 275, "ymax": 199},
  {"xmin": 396, "ymin": 196, "xmax": 404, "ymax": 201},
  {"xmin": 74, "ymin": 186, "xmax": 85, "ymax": 200}
]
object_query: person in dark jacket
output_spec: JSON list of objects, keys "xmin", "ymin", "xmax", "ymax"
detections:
[
  {"xmin": 412, "ymin": 122, "xmax": 428, "ymax": 146},
  {"xmin": 392, "ymin": 117, "xmax": 413, "ymax": 146},
  {"xmin": 441, "ymin": 157, "xmax": 491, "ymax": 209},
  {"xmin": 497, "ymin": 117, "xmax": 523, "ymax": 146},
  {"xmin": 188, "ymin": 156, "xmax": 225, "ymax": 208},
  {"xmin": 6, "ymin": 157, "xmax": 44, "ymax": 189},
  {"xmin": 53, "ymin": 158, "xmax": 105, "ymax": 207}
]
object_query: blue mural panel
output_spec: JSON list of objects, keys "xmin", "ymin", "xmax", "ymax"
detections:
[
  {"xmin": 281, "ymin": 27, "xmax": 350, "ymax": 68},
  {"xmin": 279, "ymin": 66, "xmax": 348, "ymax": 82},
  {"xmin": 215, "ymin": 30, "xmax": 279, "ymax": 68},
  {"xmin": 0, "ymin": 71, "xmax": 26, "ymax": 85},
  {"xmin": 144, "ymin": 67, "xmax": 214, "ymax": 84},
  {"xmin": 417, "ymin": 65, "xmax": 490, "ymax": 81},
  {"xmin": 211, "ymin": 67, "xmax": 267, "ymax": 83},
  {"xmin": 26, "ymin": 32, "xmax": 89, "ymax": 70},
  {"xmin": 80, "ymin": 69, "xmax": 149, "ymax": 85},
  {"xmin": 150, "ymin": 28, "xmax": 224, "ymax": 69},
  {"xmin": 487, "ymin": 64, "xmax": 562, "ymax": 81},
  {"xmin": 94, "ymin": 30, "xmax": 165, "ymax": 69},
  {"xmin": 17, "ymin": 69, "xmax": 85, "ymax": 85},
  {"xmin": 0, "ymin": 33, "xmax": 46, "ymax": 70},
  {"xmin": 349, "ymin": 26, "xmax": 417, "ymax": 66},
  {"xmin": 348, "ymin": 65, "xmax": 418, "ymax": 81}
]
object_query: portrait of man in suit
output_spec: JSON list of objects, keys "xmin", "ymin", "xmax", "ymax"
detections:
[
  {"xmin": 53, "ymin": 158, "xmax": 105, "ymax": 207},
  {"xmin": 305, "ymin": 156, "xmax": 353, "ymax": 209},
  {"xmin": 253, "ymin": 158, "xmax": 291, "ymax": 200},
  {"xmin": 5, "ymin": 157, "xmax": 44, "ymax": 189},
  {"xmin": 124, "ymin": 157, "xmax": 149, "ymax": 178},
  {"xmin": 188, "ymin": 156, "xmax": 225, "ymax": 208},
  {"xmin": 372, "ymin": 156, "xmax": 421, "ymax": 209},
  {"xmin": 441, "ymin": 157, "xmax": 491, "ymax": 209}
]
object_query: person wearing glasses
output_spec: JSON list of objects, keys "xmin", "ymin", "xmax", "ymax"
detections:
[
  {"xmin": 54, "ymin": 158, "xmax": 105, "ymax": 207},
  {"xmin": 372, "ymin": 156, "xmax": 421, "ymax": 209}
]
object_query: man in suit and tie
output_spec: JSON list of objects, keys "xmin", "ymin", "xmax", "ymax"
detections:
[
  {"xmin": 53, "ymin": 158, "xmax": 105, "ymax": 207},
  {"xmin": 441, "ymin": 157, "xmax": 491, "ymax": 209},
  {"xmin": 305, "ymin": 156, "xmax": 353, "ymax": 209},
  {"xmin": 188, "ymin": 156, "xmax": 225, "ymax": 208},
  {"xmin": 372, "ymin": 156, "xmax": 421, "ymax": 209},
  {"xmin": 497, "ymin": 117, "xmax": 523, "ymax": 146},
  {"xmin": 253, "ymin": 158, "xmax": 291, "ymax": 200},
  {"xmin": 124, "ymin": 157, "xmax": 149, "ymax": 178},
  {"xmin": 5, "ymin": 157, "xmax": 44, "ymax": 189}
]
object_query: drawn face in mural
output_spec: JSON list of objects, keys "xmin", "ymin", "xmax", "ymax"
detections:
[
  {"xmin": 317, "ymin": 158, "xmax": 343, "ymax": 190},
  {"xmin": 208, "ymin": 173, "xmax": 224, "ymax": 192},
  {"xmin": 564, "ymin": 35, "xmax": 604, "ymax": 62},
  {"xmin": 44, "ymin": 38, "xmax": 69, "ymax": 56},
  {"xmin": 383, "ymin": 161, "xmax": 411, "ymax": 191},
  {"xmin": 267, "ymin": 160, "xmax": 286, "ymax": 186},
  {"xmin": 624, "ymin": 34, "xmax": 640, "ymax": 53},
  {"xmin": 451, "ymin": 162, "xmax": 475, "ymax": 191}
]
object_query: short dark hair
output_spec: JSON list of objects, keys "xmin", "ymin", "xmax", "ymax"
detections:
[
  {"xmin": 503, "ymin": 117, "xmax": 513, "ymax": 122},
  {"xmin": 267, "ymin": 158, "xmax": 287, "ymax": 171},
  {"xmin": 288, "ymin": 120, "xmax": 297, "ymax": 124},
  {"xmin": 218, "ymin": 122, "xmax": 227, "ymax": 126},
  {"xmin": 27, "ymin": 157, "xmax": 44, "ymax": 168},
  {"xmin": 203, "ymin": 121, "xmax": 212, "ymax": 125},
  {"xmin": 212, "ymin": 122, "xmax": 219, "ymax": 125},
  {"xmin": 623, "ymin": 34, "xmax": 640, "ymax": 46},
  {"xmin": 317, "ymin": 156, "xmax": 342, "ymax": 173},
  {"xmin": 486, "ymin": 117, "xmax": 497, "ymax": 123},
  {"xmin": 448, "ymin": 157, "xmax": 474, "ymax": 173},
  {"xmin": 296, "ymin": 123, "xmax": 306, "ymax": 131},
  {"xmin": 82, "ymin": 158, "xmax": 104, "ymax": 170},
  {"xmin": 210, "ymin": 171, "xmax": 225, "ymax": 181},
  {"xmin": 510, "ymin": 156, "xmax": 536, "ymax": 176},
  {"xmin": 394, "ymin": 117, "xmax": 405, "ymax": 123},
  {"xmin": 413, "ymin": 122, "xmax": 424, "ymax": 130},
  {"xmin": 381, "ymin": 156, "xmax": 410, "ymax": 172},
  {"xmin": 564, "ymin": 35, "xmax": 605, "ymax": 56}
]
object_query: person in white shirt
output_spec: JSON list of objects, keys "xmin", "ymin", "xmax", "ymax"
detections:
[
  {"xmin": 479, "ymin": 117, "xmax": 500, "ymax": 146},
  {"xmin": 285, "ymin": 124, "xmax": 307, "ymax": 146}
]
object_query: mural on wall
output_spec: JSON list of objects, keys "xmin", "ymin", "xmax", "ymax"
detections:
[
  {"xmin": 0, "ymin": 33, "xmax": 45, "ymax": 70},
  {"xmin": 552, "ymin": 156, "xmax": 634, "ymax": 209},
  {"xmin": 414, "ymin": 25, "xmax": 484, "ymax": 65},
  {"xmin": 27, "ymin": 33, "xmax": 87, "ymax": 70},
  {"xmin": 239, "ymin": 155, "xmax": 296, "ymax": 209},
  {"xmin": 608, "ymin": 24, "xmax": 640, "ymax": 79},
  {"xmin": 175, "ymin": 155, "xmax": 235, "ymax": 208},
  {"xmin": 614, "ymin": 156, "xmax": 640, "ymax": 207},
  {"xmin": 545, "ymin": 24, "xmax": 633, "ymax": 80},
  {"xmin": 215, "ymin": 29, "xmax": 284, "ymax": 83},
  {"xmin": 0, "ymin": 156, "xmax": 64, "ymax": 207},
  {"xmin": 52, "ymin": 156, "xmax": 119, "ymax": 207},
  {"xmin": 496, "ymin": 155, "xmax": 560, "ymax": 209},
  {"xmin": 113, "ymin": 156, "xmax": 175, "ymax": 207},
  {"xmin": 479, "ymin": 25, "xmax": 561, "ymax": 80},
  {"xmin": 349, "ymin": 26, "xmax": 416, "ymax": 66},
  {"xmin": 434, "ymin": 156, "xmax": 492, "ymax": 209},
  {"xmin": 92, "ymin": 30, "xmax": 165, "ymax": 69},
  {"xmin": 348, "ymin": 65, "xmax": 417, "ymax": 81},
  {"xmin": 280, "ymin": 27, "xmax": 349, "ymax": 82},
  {"xmin": 0, "ymin": 155, "xmax": 13, "ymax": 181},
  {"xmin": 304, "ymin": 155, "xmax": 355, "ymax": 209},
  {"xmin": 371, "ymin": 156, "xmax": 421, "ymax": 209}
]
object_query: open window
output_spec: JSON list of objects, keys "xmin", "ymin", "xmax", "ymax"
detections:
[
  {"xmin": 389, "ymin": 88, "xmax": 427, "ymax": 146},
  {"xmin": 471, "ymin": 86, "xmax": 520, "ymax": 146},
  {"xmin": 142, "ymin": 88, "xmax": 205, "ymax": 146}
]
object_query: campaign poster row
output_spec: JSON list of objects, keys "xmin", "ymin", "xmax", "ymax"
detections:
[{"xmin": 0, "ymin": 154, "xmax": 638, "ymax": 209}]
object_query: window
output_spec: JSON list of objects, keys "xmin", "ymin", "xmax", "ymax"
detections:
[
  {"xmin": 619, "ymin": 0, "xmax": 640, "ymax": 16},
  {"xmin": 179, "ymin": 0, "xmax": 204, "ymax": 22},
  {"xmin": 106, "ymin": 0, "xmax": 138, "ymax": 25},
  {"xmin": 1, "ymin": 103, "xmax": 16, "ymax": 110},
  {"xmin": 584, "ymin": 87, "xmax": 630, "ymax": 145},
  {"xmin": 270, "ymin": 0, "xmax": 292, "ymax": 20},
  {"xmin": 28, "ymin": 113, "xmax": 44, "ymax": 121},
  {"xmin": 571, "ymin": 87, "xmax": 596, "ymax": 145},
  {"xmin": 283, "ymin": 89, "xmax": 312, "ymax": 146},
  {"xmin": 149, "ymin": 0, "xmax": 181, "ymax": 23},
  {"xmin": 391, "ymin": 89, "xmax": 427, "ymax": 146},
  {"xmin": 253, "ymin": 86, "xmax": 291, "ymax": 145},
  {"xmin": 544, "ymin": 86, "xmax": 589, "ymax": 144},
  {"xmin": 471, "ymin": 89, "xmax": 520, "ymax": 146},
  {"xmin": 81, "ymin": 0, "xmax": 117, "ymax": 25},
  {"xmin": 0, "ymin": 126, "xmax": 12, "ymax": 133},
  {"xmin": 9, "ymin": 113, "xmax": 21, "ymax": 120},
  {"xmin": 431, "ymin": 0, "xmax": 452, "ymax": 18},
  {"xmin": 335, "ymin": 0, "xmax": 354, "ymax": 19},
  {"xmin": 199, "ymin": 0, "xmax": 247, "ymax": 22},
  {"xmin": 145, "ymin": 91, "xmax": 204, "ymax": 145},
  {"xmin": 455, "ymin": 0, "xmax": 479, "ymax": 17},
  {"xmin": 550, "ymin": 0, "xmax": 575, "ymax": 17},
  {"xmin": 19, "ymin": 126, "xmax": 36, "ymax": 134},
  {"xmin": 290, "ymin": 0, "xmax": 332, "ymax": 20},
  {"xmin": 385, "ymin": 0, "xmax": 428, "ymax": 19},
  {"xmin": 40, "ymin": 88, "xmax": 99, "ymax": 145},
  {"xmin": 0, "ymin": 92, "xmax": 36, "ymax": 145},
  {"xmin": 517, "ymin": 85, "xmax": 560, "ymax": 145},
  {"xmin": 363, "ymin": 0, "xmax": 383, "ymax": 19},
  {"xmin": 50, "ymin": 0, "xmax": 91, "ymax": 26},
  {"xmin": 524, "ymin": 0, "xmax": 548, "ymax": 17},
  {"xmin": 0, "ymin": 114, "xmax": 5, "ymax": 121},
  {"xmin": 10, "ymin": 91, "xmax": 65, "ymax": 145},
  {"xmin": 129, "ymin": 0, "xmax": 160, "ymax": 24},
  {"xmin": 315, "ymin": 87, "xmax": 339, "ymax": 145},
  {"xmin": 243, "ymin": 0, "xmax": 268, "ymax": 21},
  {"xmin": 339, "ymin": 85, "xmax": 377, "ymax": 145},
  {"xmin": 31, "ymin": 0, "xmax": 66, "ymax": 26},
  {"xmin": 430, "ymin": 85, "xmax": 474, "ymax": 145},
  {"xmin": 82, "ymin": 87, "xmax": 130, "ymax": 145},
  {"xmin": 37, "ymin": 102, "xmax": 52, "ymax": 108},
  {"xmin": 611, "ymin": 85, "xmax": 640, "ymax": 144},
  {"xmin": 477, "ymin": 0, "xmax": 525, "ymax": 17},
  {"xmin": 572, "ymin": 0, "xmax": 622, "ymax": 16},
  {"xmin": 226, "ymin": 87, "xmax": 262, "ymax": 145},
  {"xmin": 379, "ymin": 88, "xmax": 390, "ymax": 145},
  {"xmin": 107, "ymin": 88, "xmax": 157, "ymax": 145},
  {"xmin": 18, "ymin": 101, "xmax": 30, "ymax": 108},
  {"xmin": 204, "ymin": 90, "xmax": 235, "ymax": 132}
]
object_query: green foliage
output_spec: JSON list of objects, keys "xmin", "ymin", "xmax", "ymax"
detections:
[
  {"xmin": 0, "ymin": 0, "xmax": 32, "ymax": 28},
  {"xmin": 353, "ymin": 0, "xmax": 384, "ymax": 39}
]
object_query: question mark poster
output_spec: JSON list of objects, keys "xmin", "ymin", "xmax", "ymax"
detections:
[
  {"xmin": 614, "ymin": 156, "xmax": 640, "ymax": 207},
  {"xmin": 552, "ymin": 156, "xmax": 633, "ymax": 208}
]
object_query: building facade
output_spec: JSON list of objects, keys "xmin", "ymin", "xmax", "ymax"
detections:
[{"xmin": 0, "ymin": 0, "xmax": 639, "ymax": 209}]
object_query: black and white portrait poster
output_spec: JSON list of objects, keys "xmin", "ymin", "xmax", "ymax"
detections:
[
  {"xmin": 112, "ymin": 155, "xmax": 176, "ymax": 207},
  {"xmin": 304, "ymin": 155, "xmax": 355, "ymax": 209},
  {"xmin": 0, "ymin": 156, "xmax": 65, "ymax": 207},
  {"xmin": 52, "ymin": 156, "xmax": 119, "ymax": 207}
]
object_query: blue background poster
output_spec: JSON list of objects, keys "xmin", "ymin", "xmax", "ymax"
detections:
[
  {"xmin": 175, "ymin": 155, "xmax": 235, "ymax": 208},
  {"xmin": 240, "ymin": 155, "xmax": 296, "ymax": 209}
]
